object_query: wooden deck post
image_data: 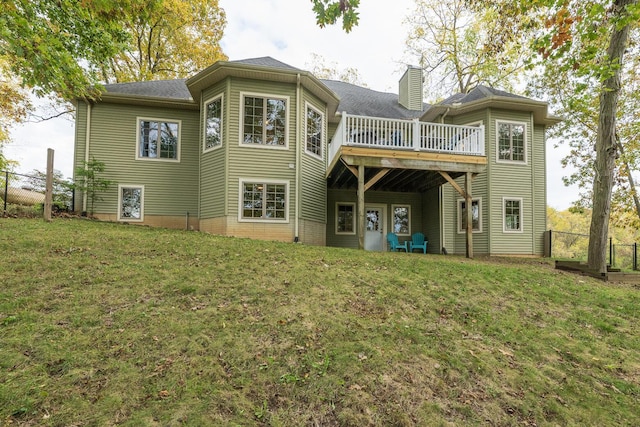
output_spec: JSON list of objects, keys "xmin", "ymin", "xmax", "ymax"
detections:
[
  {"xmin": 465, "ymin": 171, "xmax": 473, "ymax": 258},
  {"xmin": 358, "ymin": 164, "xmax": 365, "ymax": 250}
]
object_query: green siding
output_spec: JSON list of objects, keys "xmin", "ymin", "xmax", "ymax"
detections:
[
  {"xmin": 441, "ymin": 182, "xmax": 457, "ymax": 253},
  {"xmin": 422, "ymin": 187, "xmax": 440, "ymax": 253},
  {"xmin": 73, "ymin": 101, "xmax": 88, "ymax": 212},
  {"xmin": 80, "ymin": 102, "xmax": 199, "ymax": 216},
  {"xmin": 327, "ymin": 189, "xmax": 358, "ymax": 248},
  {"xmin": 488, "ymin": 109, "xmax": 537, "ymax": 254},
  {"xmin": 200, "ymin": 80, "xmax": 228, "ymax": 219},
  {"xmin": 326, "ymin": 189, "xmax": 423, "ymax": 249},
  {"xmin": 440, "ymin": 108, "xmax": 547, "ymax": 256},
  {"xmin": 300, "ymin": 90, "xmax": 327, "ymax": 223},
  {"xmin": 532, "ymin": 124, "xmax": 547, "ymax": 254},
  {"xmin": 226, "ymin": 78, "xmax": 297, "ymax": 221},
  {"xmin": 441, "ymin": 110, "xmax": 491, "ymax": 255},
  {"xmin": 442, "ymin": 174, "xmax": 490, "ymax": 255}
]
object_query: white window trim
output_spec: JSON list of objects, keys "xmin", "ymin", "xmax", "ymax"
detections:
[
  {"xmin": 304, "ymin": 101, "xmax": 324, "ymax": 160},
  {"xmin": 203, "ymin": 94, "xmax": 224, "ymax": 153},
  {"xmin": 502, "ymin": 197, "xmax": 524, "ymax": 233},
  {"xmin": 391, "ymin": 204, "xmax": 411, "ymax": 236},
  {"xmin": 335, "ymin": 202, "xmax": 356, "ymax": 235},
  {"xmin": 239, "ymin": 92, "xmax": 290, "ymax": 150},
  {"xmin": 495, "ymin": 120, "xmax": 527, "ymax": 165},
  {"xmin": 457, "ymin": 197, "xmax": 483, "ymax": 234},
  {"xmin": 238, "ymin": 178, "xmax": 290, "ymax": 223},
  {"xmin": 117, "ymin": 184, "xmax": 144, "ymax": 222},
  {"xmin": 135, "ymin": 117, "xmax": 181, "ymax": 162}
]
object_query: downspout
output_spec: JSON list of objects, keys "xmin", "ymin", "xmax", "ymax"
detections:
[
  {"xmin": 82, "ymin": 102, "xmax": 92, "ymax": 213},
  {"xmin": 439, "ymin": 186, "xmax": 445, "ymax": 253},
  {"xmin": 294, "ymin": 74, "xmax": 302, "ymax": 242},
  {"xmin": 439, "ymin": 107, "xmax": 450, "ymax": 123}
]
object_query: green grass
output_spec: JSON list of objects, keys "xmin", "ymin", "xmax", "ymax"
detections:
[{"xmin": 1, "ymin": 218, "xmax": 639, "ymax": 426}]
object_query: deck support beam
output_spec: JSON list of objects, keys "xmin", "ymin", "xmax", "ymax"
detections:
[
  {"xmin": 357, "ymin": 164, "xmax": 365, "ymax": 250},
  {"xmin": 465, "ymin": 172, "xmax": 473, "ymax": 259},
  {"xmin": 439, "ymin": 171, "xmax": 474, "ymax": 259},
  {"xmin": 365, "ymin": 169, "xmax": 390, "ymax": 191}
]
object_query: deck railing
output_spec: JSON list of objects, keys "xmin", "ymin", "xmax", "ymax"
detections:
[{"xmin": 328, "ymin": 113, "xmax": 485, "ymax": 168}]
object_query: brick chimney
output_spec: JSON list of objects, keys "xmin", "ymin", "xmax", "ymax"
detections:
[{"xmin": 399, "ymin": 66, "xmax": 423, "ymax": 111}]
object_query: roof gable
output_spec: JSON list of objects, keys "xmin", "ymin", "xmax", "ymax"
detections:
[
  {"xmin": 321, "ymin": 79, "xmax": 429, "ymax": 120},
  {"xmin": 229, "ymin": 57, "xmax": 301, "ymax": 71},
  {"xmin": 438, "ymin": 85, "xmax": 528, "ymax": 105},
  {"xmin": 102, "ymin": 79, "xmax": 191, "ymax": 100}
]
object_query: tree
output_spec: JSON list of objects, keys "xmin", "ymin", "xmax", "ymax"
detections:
[
  {"xmin": 470, "ymin": 0, "xmax": 640, "ymax": 273},
  {"xmin": 528, "ymin": 32, "xmax": 640, "ymax": 230},
  {"xmin": 311, "ymin": 0, "xmax": 360, "ymax": 32},
  {"xmin": 405, "ymin": 0, "xmax": 527, "ymax": 100},
  {"xmin": 304, "ymin": 53, "xmax": 367, "ymax": 86},
  {"xmin": 26, "ymin": 169, "xmax": 73, "ymax": 210},
  {"xmin": 0, "ymin": 0, "xmax": 128, "ymax": 100},
  {"xmin": 99, "ymin": 0, "xmax": 227, "ymax": 83},
  {"xmin": 586, "ymin": 0, "xmax": 637, "ymax": 273},
  {"xmin": 0, "ymin": 59, "xmax": 31, "ymax": 170},
  {"xmin": 73, "ymin": 159, "xmax": 114, "ymax": 216}
]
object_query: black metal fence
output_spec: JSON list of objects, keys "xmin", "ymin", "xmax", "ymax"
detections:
[
  {"xmin": 1, "ymin": 170, "xmax": 73, "ymax": 217},
  {"xmin": 544, "ymin": 230, "xmax": 639, "ymax": 271}
]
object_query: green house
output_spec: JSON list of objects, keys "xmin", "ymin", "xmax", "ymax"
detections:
[{"xmin": 73, "ymin": 57, "xmax": 560, "ymax": 256}]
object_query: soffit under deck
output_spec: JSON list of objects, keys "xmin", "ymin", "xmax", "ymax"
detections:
[{"xmin": 327, "ymin": 148, "xmax": 486, "ymax": 193}]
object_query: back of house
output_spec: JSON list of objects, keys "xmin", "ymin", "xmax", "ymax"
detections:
[{"xmin": 73, "ymin": 57, "xmax": 560, "ymax": 256}]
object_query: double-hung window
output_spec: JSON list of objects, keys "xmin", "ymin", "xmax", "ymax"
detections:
[
  {"xmin": 497, "ymin": 122, "xmax": 526, "ymax": 163},
  {"xmin": 242, "ymin": 94, "xmax": 287, "ymax": 147},
  {"xmin": 240, "ymin": 180, "xmax": 288, "ymax": 221},
  {"xmin": 503, "ymin": 198, "xmax": 523, "ymax": 232},
  {"xmin": 305, "ymin": 103, "xmax": 324, "ymax": 158},
  {"xmin": 118, "ymin": 185, "xmax": 144, "ymax": 222},
  {"xmin": 137, "ymin": 118, "xmax": 180, "ymax": 161},
  {"xmin": 336, "ymin": 203, "xmax": 355, "ymax": 234},
  {"xmin": 204, "ymin": 95, "xmax": 223, "ymax": 151},
  {"xmin": 457, "ymin": 198, "xmax": 482, "ymax": 233}
]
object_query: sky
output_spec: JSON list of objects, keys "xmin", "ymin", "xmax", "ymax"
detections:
[{"xmin": 6, "ymin": 0, "xmax": 579, "ymax": 210}]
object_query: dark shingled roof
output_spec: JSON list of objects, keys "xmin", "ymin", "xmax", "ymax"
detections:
[
  {"xmin": 320, "ymin": 79, "xmax": 429, "ymax": 120},
  {"xmin": 230, "ymin": 56, "xmax": 302, "ymax": 71},
  {"xmin": 99, "ymin": 57, "xmax": 431, "ymax": 119},
  {"xmin": 102, "ymin": 79, "xmax": 191, "ymax": 100},
  {"xmin": 438, "ymin": 85, "xmax": 528, "ymax": 105}
]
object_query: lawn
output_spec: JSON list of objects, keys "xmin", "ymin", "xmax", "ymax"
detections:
[{"xmin": 1, "ymin": 218, "xmax": 638, "ymax": 426}]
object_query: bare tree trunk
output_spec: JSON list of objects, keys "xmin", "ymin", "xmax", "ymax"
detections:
[
  {"xmin": 618, "ymin": 141, "xmax": 640, "ymax": 222},
  {"xmin": 587, "ymin": 0, "xmax": 635, "ymax": 273}
]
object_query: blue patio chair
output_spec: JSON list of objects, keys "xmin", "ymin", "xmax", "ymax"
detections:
[
  {"xmin": 410, "ymin": 232, "xmax": 428, "ymax": 254},
  {"xmin": 387, "ymin": 232, "xmax": 408, "ymax": 252}
]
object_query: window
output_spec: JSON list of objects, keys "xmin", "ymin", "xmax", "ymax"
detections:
[
  {"xmin": 306, "ymin": 103, "xmax": 324, "ymax": 158},
  {"xmin": 242, "ymin": 94, "xmax": 287, "ymax": 147},
  {"xmin": 392, "ymin": 205, "xmax": 411, "ymax": 236},
  {"xmin": 204, "ymin": 95, "xmax": 223, "ymax": 151},
  {"xmin": 457, "ymin": 198, "xmax": 482, "ymax": 233},
  {"xmin": 118, "ymin": 185, "xmax": 144, "ymax": 222},
  {"xmin": 137, "ymin": 118, "xmax": 180, "ymax": 161},
  {"xmin": 497, "ymin": 122, "xmax": 526, "ymax": 163},
  {"xmin": 240, "ymin": 180, "xmax": 288, "ymax": 221},
  {"xmin": 336, "ymin": 203, "xmax": 355, "ymax": 234},
  {"xmin": 503, "ymin": 198, "xmax": 523, "ymax": 232}
]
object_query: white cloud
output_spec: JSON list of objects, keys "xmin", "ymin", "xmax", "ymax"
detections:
[{"xmin": 5, "ymin": 0, "xmax": 577, "ymax": 210}]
